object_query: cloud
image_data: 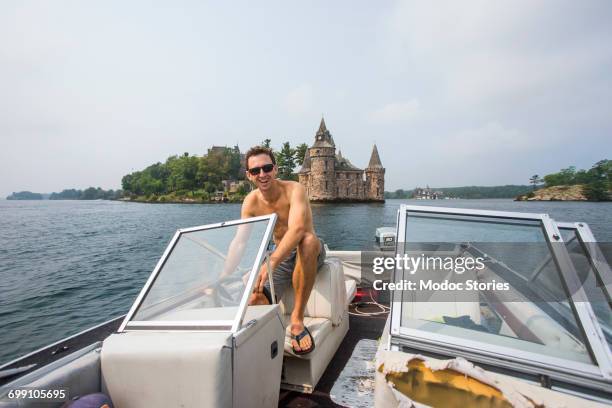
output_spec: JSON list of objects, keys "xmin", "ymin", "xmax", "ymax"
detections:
[
  {"xmin": 367, "ymin": 100, "xmax": 421, "ymax": 123},
  {"xmin": 283, "ymin": 84, "xmax": 313, "ymax": 116}
]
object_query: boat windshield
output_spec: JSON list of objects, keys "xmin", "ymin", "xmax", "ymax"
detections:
[
  {"xmin": 120, "ymin": 215, "xmax": 276, "ymax": 332},
  {"xmin": 397, "ymin": 209, "xmax": 591, "ymax": 364},
  {"xmin": 391, "ymin": 206, "xmax": 612, "ymax": 386}
]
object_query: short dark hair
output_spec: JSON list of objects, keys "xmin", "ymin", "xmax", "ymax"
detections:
[{"xmin": 245, "ymin": 146, "xmax": 276, "ymax": 170}]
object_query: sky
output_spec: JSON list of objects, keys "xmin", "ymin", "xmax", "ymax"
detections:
[{"xmin": 1, "ymin": 0, "xmax": 611, "ymax": 197}]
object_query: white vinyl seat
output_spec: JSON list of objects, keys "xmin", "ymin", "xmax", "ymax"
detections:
[{"xmin": 279, "ymin": 257, "xmax": 350, "ymax": 393}]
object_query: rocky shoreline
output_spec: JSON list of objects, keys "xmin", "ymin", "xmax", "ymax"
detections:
[{"xmin": 515, "ymin": 185, "xmax": 588, "ymax": 201}]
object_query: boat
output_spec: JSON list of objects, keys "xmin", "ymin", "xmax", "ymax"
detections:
[{"xmin": 0, "ymin": 205, "xmax": 611, "ymax": 407}]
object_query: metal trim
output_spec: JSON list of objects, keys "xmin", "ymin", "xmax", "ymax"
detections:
[
  {"xmin": 402, "ymin": 205, "xmax": 547, "ymax": 221},
  {"xmin": 126, "ymin": 320, "xmax": 234, "ymax": 331},
  {"xmin": 573, "ymin": 222, "xmax": 612, "ymax": 306},
  {"xmin": 542, "ymin": 217, "xmax": 612, "ymax": 379},
  {"xmin": 118, "ymin": 229, "xmax": 181, "ymax": 332},
  {"xmin": 389, "ymin": 205, "xmax": 407, "ymax": 341},
  {"xmin": 231, "ymin": 213, "xmax": 277, "ymax": 332}
]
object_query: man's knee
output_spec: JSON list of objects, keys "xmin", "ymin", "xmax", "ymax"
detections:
[{"xmin": 298, "ymin": 233, "xmax": 320, "ymax": 259}]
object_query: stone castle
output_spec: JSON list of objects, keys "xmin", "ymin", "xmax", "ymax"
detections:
[{"xmin": 298, "ymin": 118, "xmax": 385, "ymax": 202}]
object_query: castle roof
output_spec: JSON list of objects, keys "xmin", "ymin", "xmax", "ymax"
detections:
[
  {"xmin": 335, "ymin": 150, "xmax": 362, "ymax": 171},
  {"xmin": 312, "ymin": 116, "xmax": 335, "ymax": 148},
  {"xmin": 298, "ymin": 149, "xmax": 311, "ymax": 173},
  {"xmin": 366, "ymin": 144, "xmax": 384, "ymax": 169},
  {"xmin": 318, "ymin": 117, "xmax": 327, "ymax": 133}
]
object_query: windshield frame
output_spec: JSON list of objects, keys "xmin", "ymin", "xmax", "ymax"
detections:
[
  {"xmin": 118, "ymin": 214, "xmax": 277, "ymax": 333},
  {"xmin": 557, "ymin": 221, "xmax": 612, "ymax": 306},
  {"xmin": 389, "ymin": 205, "xmax": 612, "ymax": 393}
]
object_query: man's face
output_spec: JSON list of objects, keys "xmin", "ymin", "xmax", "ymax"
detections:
[{"xmin": 246, "ymin": 153, "xmax": 277, "ymax": 192}]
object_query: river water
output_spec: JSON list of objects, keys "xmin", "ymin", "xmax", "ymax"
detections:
[{"xmin": 0, "ymin": 198, "xmax": 610, "ymax": 365}]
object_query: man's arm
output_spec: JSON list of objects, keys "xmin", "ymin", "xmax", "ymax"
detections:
[{"xmin": 219, "ymin": 194, "xmax": 256, "ymax": 277}]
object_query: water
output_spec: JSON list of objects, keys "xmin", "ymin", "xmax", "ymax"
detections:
[{"xmin": 0, "ymin": 199, "xmax": 610, "ymax": 365}]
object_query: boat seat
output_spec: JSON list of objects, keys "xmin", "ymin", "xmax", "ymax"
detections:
[
  {"xmin": 280, "ymin": 257, "xmax": 346, "ymax": 326},
  {"xmin": 345, "ymin": 279, "xmax": 357, "ymax": 305},
  {"xmin": 279, "ymin": 257, "xmax": 349, "ymax": 393}
]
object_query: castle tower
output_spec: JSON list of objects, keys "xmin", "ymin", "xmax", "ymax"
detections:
[
  {"xmin": 365, "ymin": 144, "xmax": 385, "ymax": 201},
  {"xmin": 308, "ymin": 117, "xmax": 336, "ymax": 200},
  {"xmin": 298, "ymin": 149, "xmax": 311, "ymax": 196}
]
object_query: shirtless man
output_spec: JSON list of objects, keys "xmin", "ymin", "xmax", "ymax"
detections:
[{"xmin": 241, "ymin": 145, "xmax": 324, "ymax": 355}]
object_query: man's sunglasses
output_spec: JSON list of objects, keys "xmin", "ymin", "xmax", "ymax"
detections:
[{"xmin": 248, "ymin": 163, "xmax": 274, "ymax": 176}]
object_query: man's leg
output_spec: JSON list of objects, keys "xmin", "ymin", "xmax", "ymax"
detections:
[{"xmin": 290, "ymin": 232, "xmax": 320, "ymax": 352}]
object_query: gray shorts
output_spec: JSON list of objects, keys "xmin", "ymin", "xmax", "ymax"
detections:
[{"xmin": 263, "ymin": 238, "xmax": 326, "ymax": 303}]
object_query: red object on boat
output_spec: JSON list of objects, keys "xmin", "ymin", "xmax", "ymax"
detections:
[{"xmin": 353, "ymin": 287, "xmax": 378, "ymax": 303}]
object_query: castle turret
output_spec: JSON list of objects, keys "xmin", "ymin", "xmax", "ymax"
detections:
[
  {"xmin": 298, "ymin": 149, "xmax": 311, "ymax": 195},
  {"xmin": 308, "ymin": 117, "xmax": 336, "ymax": 200},
  {"xmin": 365, "ymin": 144, "xmax": 385, "ymax": 201}
]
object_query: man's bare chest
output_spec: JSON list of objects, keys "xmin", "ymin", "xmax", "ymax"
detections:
[{"xmin": 253, "ymin": 198, "xmax": 290, "ymax": 234}]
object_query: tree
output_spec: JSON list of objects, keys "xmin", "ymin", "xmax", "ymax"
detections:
[
  {"xmin": 261, "ymin": 139, "xmax": 272, "ymax": 148},
  {"xmin": 584, "ymin": 160, "xmax": 611, "ymax": 201},
  {"xmin": 529, "ymin": 175, "xmax": 542, "ymax": 191},
  {"xmin": 276, "ymin": 142, "xmax": 296, "ymax": 180},
  {"xmin": 295, "ymin": 143, "xmax": 308, "ymax": 166}
]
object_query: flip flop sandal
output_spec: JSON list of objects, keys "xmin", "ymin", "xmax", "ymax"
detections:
[{"xmin": 290, "ymin": 326, "xmax": 315, "ymax": 355}]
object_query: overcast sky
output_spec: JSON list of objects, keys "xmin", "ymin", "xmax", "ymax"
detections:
[{"xmin": 1, "ymin": 1, "xmax": 611, "ymax": 197}]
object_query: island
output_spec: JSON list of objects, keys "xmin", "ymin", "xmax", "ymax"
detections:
[
  {"xmin": 120, "ymin": 141, "xmax": 307, "ymax": 204},
  {"xmin": 516, "ymin": 160, "xmax": 611, "ymax": 201},
  {"xmin": 6, "ymin": 191, "xmax": 44, "ymax": 200}
]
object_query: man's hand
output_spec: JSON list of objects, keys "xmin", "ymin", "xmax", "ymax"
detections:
[{"xmin": 254, "ymin": 262, "xmax": 269, "ymax": 293}]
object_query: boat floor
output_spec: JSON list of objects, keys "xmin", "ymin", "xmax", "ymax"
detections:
[
  {"xmin": 1, "ymin": 299, "xmax": 389, "ymax": 408},
  {"xmin": 279, "ymin": 301, "xmax": 388, "ymax": 407}
]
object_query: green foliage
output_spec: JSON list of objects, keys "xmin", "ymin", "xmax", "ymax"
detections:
[
  {"xmin": 276, "ymin": 142, "xmax": 297, "ymax": 180},
  {"xmin": 122, "ymin": 140, "xmax": 312, "ymax": 202},
  {"xmin": 529, "ymin": 175, "xmax": 543, "ymax": 191},
  {"xmin": 49, "ymin": 188, "xmax": 123, "ymax": 200},
  {"xmin": 122, "ymin": 147, "xmax": 243, "ymax": 198},
  {"xmin": 6, "ymin": 191, "xmax": 44, "ymax": 200},
  {"xmin": 543, "ymin": 167, "xmax": 576, "ymax": 187},
  {"xmin": 236, "ymin": 184, "xmax": 248, "ymax": 195},
  {"xmin": 543, "ymin": 159, "xmax": 611, "ymax": 201},
  {"xmin": 295, "ymin": 143, "xmax": 308, "ymax": 166}
]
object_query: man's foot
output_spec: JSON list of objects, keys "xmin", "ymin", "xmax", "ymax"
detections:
[{"xmin": 290, "ymin": 323, "xmax": 315, "ymax": 355}]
